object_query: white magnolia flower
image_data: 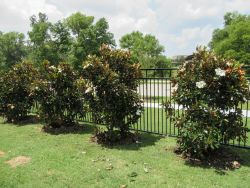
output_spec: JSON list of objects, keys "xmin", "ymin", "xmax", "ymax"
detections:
[
  {"xmin": 49, "ymin": 65, "xmax": 56, "ymax": 70},
  {"xmin": 136, "ymin": 110, "xmax": 141, "ymax": 115},
  {"xmin": 85, "ymin": 87, "xmax": 93, "ymax": 94},
  {"xmin": 215, "ymin": 68, "xmax": 226, "ymax": 77},
  {"xmin": 183, "ymin": 61, "xmax": 188, "ymax": 67},
  {"xmin": 58, "ymin": 68, "xmax": 62, "ymax": 73},
  {"xmin": 83, "ymin": 63, "xmax": 90, "ymax": 69},
  {"xmin": 179, "ymin": 67, "xmax": 185, "ymax": 73},
  {"xmin": 196, "ymin": 81, "xmax": 206, "ymax": 89}
]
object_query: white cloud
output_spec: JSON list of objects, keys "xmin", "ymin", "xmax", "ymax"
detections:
[
  {"xmin": 0, "ymin": 0, "xmax": 250, "ymax": 56},
  {"xmin": 166, "ymin": 25, "xmax": 214, "ymax": 55}
]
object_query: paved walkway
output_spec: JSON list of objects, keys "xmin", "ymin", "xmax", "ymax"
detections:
[
  {"xmin": 137, "ymin": 83, "xmax": 176, "ymax": 97},
  {"xmin": 143, "ymin": 103, "xmax": 250, "ymax": 118}
]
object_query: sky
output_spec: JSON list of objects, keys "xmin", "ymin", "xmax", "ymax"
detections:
[{"xmin": 0, "ymin": 0, "xmax": 250, "ymax": 57}]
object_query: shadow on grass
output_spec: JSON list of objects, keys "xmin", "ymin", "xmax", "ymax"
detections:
[
  {"xmin": 42, "ymin": 122, "xmax": 96, "ymax": 135},
  {"xmin": 43, "ymin": 122, "xmax": 161, "ymax": 150},
  {"xmin": 101, "ymin": 132, "xmax": 162, "ymax": 151},
  {"xmin": 1, "ymin": 115, "xmax": 41, "ymax": 126},
  {"xmin": 183, "ymin": 146, "xmax": 250, "ymax": 175}
]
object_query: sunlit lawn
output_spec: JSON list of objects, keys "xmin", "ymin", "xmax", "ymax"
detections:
[{"xmin": 0, "ymin": 118, "xmax": 250, "ymax": 188}]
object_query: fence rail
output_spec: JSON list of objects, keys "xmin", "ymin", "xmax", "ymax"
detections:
[{"xmin": 80, "ymin": 67, "xmax": 250, "ymax": 149}]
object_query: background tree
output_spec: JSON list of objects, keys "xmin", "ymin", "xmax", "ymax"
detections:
[
  {"xmin": 119, "ymin": 31, "xmax": 170, "ymax": 71},
  {"xmin": 49, "ymin": 21, "xmax": 72, "ymax": 64},
  {"xmin": 65, "ymin": 12, "xmax": 116, "ymax": 69},
  {"xmin": 209, "ymin": 12, "xmax": 250, "ymax": 65},
  {"xmin": 28, "ymin": 13, "xmax": 52, "ymax": 66},
  {"xmin": 0, "ymin": 32, "xmax": 26, "ymax": 70}
]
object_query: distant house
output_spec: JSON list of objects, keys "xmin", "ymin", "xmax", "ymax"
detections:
[
  {"xmin": 171, "ymin": 55, "xmax": 194, "ymax": 67},
  {"xmin": 171, "ymin": 55, "xmax": 187, "ymax": 67},
  {"xmin": 185, "ymin": 54, "xmax": 194, "ymax": 61}
]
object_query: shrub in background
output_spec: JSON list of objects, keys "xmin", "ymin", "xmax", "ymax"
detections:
[
  {"xmin": 35, "ymin": 62, "xmax": 87, "ymax": 128},
  {"xmin": 0, "ymin": 62, "xmax": 39, "ymax": 122},
  {"xmin": 83, "ymin": 45, "xmax": 143, "ymax": 142},
  {"xmin": 165, "ymin": 47, "xmax": 249, "ymax": 158}
]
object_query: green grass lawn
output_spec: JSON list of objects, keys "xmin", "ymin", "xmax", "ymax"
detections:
[{"xmin": 0, "ymin": 118, "xmax": 250, "ymax": 188}]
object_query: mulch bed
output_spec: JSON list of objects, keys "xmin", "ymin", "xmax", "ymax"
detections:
[
  {"xmin": 174, "ymin": 147, "xmax": 242, "ymax": 170},
  {"xmin": 42, "ymin": 123, "xmax": 85, "ymax": 134},
  {"xmin": 90, "ymin": 131, "xmax": 140, "ymax": 146}
]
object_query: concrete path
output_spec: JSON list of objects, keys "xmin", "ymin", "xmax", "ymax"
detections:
[{"xmin": 137, "ymin": 83, "xmax": 176, "ymax": 97}]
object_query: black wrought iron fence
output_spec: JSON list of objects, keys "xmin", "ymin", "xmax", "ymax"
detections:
[{"xmin": 79, "ymin": 67, "xmax": 250, "ymax": 149}]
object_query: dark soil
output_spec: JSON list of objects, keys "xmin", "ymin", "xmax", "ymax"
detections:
[
  {"xmin": 42, "ymin": 122, "xmax": 85, "ymax": 135},
  {"xmin": 6, "ymin": 115, "xmax": 40, "ymax": 125},
  {"xmin": 90, "ymin": 130, "xmax": 140, "ymax": 146},
  {"xmin": 174, "ymin": 147, "xmax": 242, "ymax": 170}
]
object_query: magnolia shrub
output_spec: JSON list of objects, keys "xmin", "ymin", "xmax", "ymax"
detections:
[
  {"xmin": 168, "ymin": 47, "xmax": 249, "ymax": 158},
  {"xmin": 83, "ymin": 45, "xmax": 143, "ymax": 141},
  {"xmin": 0, "ymin": 62, "xmax": 39, "ymax": 122},
  {"xmin": 35, "ymin": 62, "xmax": 87, "ymax": 128}
]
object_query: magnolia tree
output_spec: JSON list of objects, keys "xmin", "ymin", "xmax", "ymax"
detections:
[
  {"xmin": 166, "ymin": 47, "xmax": 249, "ymax": 158},
  {"xmin": 0, "ymin": 62, "xmax": 39, "ymax": 122},
  {"xmin": 35, "ymin": 62, "xmax": 87, "ymax": 128},
  {"xmin": 82, "ymin": 45, "xmax": 143, "ymax": 142}
]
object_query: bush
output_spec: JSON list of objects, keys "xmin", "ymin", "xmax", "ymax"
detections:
[
  {"xmin": 165, "ymin": 47, "xmax": 249, "ymax": 158},
  {"xmin": 82, "ymin": 45, "xmax": 143, "ymax": 142},
  {"xmin": 0, "ymin": 62, "xmax": 39, "ymax": 122},
  {"xmin": 35, "ymin": 62, "xmax": 87, "ymax": 128}
]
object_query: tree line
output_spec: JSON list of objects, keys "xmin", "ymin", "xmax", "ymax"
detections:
[
  {"xmin": 0, "ymin": 12, "xmax": 171, "ymax": 72},
  {"xmin": 1, "ymin": 11, "xmax": 249, "ymax": 72}
]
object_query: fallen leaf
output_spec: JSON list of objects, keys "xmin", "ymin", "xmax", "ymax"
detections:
[
  {"xmin": 232, "ymin": 161, "xmax": 241, "ymax": 169},
  {"xmin": 120, "ymin": 185, "xmax": 127, "ymax": 188},
  {"xmin": 106, "ymin": 163, "xmax": 113, "ymax": 170},
  {"xmin": 144, "ymin": 167, "xmax": 149, "ymax": 173}
]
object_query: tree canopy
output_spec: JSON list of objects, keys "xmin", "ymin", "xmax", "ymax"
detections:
[
  {"xmin": 65, "ymin": 12, "xmax": 116, "ymax": 69},
  {"xmin": 0, "ymin": 32, "xmax": 26, "ymax": 70},
  {"xmin": 0, "ymin": 12, "xmax": 173, "ymax": 71},
  {"xmin": 209, "ymin": 12, "xmax": 250, "ymax": 65},
  {"xmin": 28, "ymin": 13, "xmax": 52, "ymax": 65},
  {"xmin": 27, "ymin": 12, "xmax": 115, "ymax": 69},
  {"xmin": 119, "ymin": 31, "xmax": 170, "ymax": 69}
]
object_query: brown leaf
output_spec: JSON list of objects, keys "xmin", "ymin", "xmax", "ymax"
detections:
[{"xmin": 232, "ymin": 161, "xmax": 241, "ymax": 169}]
